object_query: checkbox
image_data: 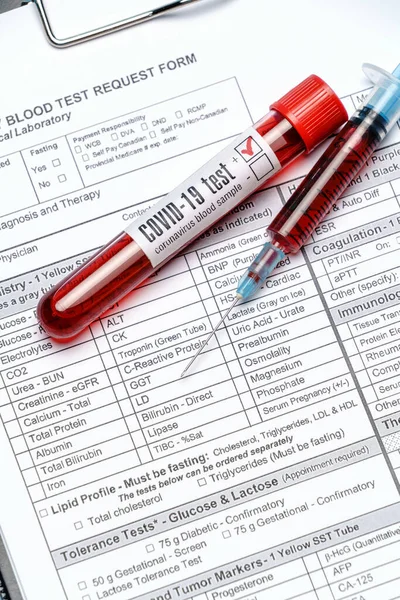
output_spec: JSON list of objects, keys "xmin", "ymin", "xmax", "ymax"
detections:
[
  {"xmin": 310, "ymin": 570, "xmax": 328, "ymax": 588},
  {"xmin": 222, "ymin": 530, "xmax": 231, "ymax": 539},
  {"xmin": 221, "ymin": 345, "xmax": 236, "ymax": 362},
  {"xmin": 39, "ymin": 509, "xmax": 48, "ymax": 518},
  {"xmin": 17, "ymin": 452, "xmax": 34, "ymax": 470},
  {"xmin": 141, "ymin": 123, "xmax": 148, "ymax": 131},
  {"xmin": 216, "ymin": 329, "xmax": 229, "ymax": 346},
  {"xmin": 74, "ymin": 521, "xmax": 83, "ymax": 530},
  {"xmin": 10, "ymin": 436, "xmax": 27, "ymax": 453},
  {"xmin": 234, "ymin": 376, "xmax": 248, "ymax": 393},
  {"xmin": 250, "ymin": 154, "xmax": 274, "ymax": 181},
  {"xmin": 247, "ymin": 407, "xmax": 261, "ymax": 426},
  {"xmin": 197, "ymin": 282, "xmax": 212, "ymax": 300},
  {"xmin": 146, "ymin": 544, "xmax": 155, "ymax": 553},
  {"xmin": 240, "ymin": 391, "xmax": 255, "ymax": 410},
  {"xmin": 114, "ymin": 383, "xmax": 128, "ymax": 402},
  {"xmin": 126, "ymin": 414, "xmax": 140, "ymax": 432},
  {"xmin": 149, "ymin": 131, "xmax": 156, "ymax": 138},
  {"xmin": 197, "ymin": 478, "xmax": 207, "ymax": 487},
  {"xmin": 204, "ymin": 297, "xmax": 218, "ymax": 313},
  {"xmin": 235, "ymin": 136, "xmax": 262, "ymax": 163},
  {"xmin": 5, "ymin": 421, "xmax": 22, "ymax": 437},
  {"xmin": 119, "ymin": 398, "xmax": 132, "ymax": 416},
  {"xmin": 0, "ymin": 405, "xmax": 15, "ymax": 422},
  {"xmin": 102, "ymin": 352, "xmax": 116, "ymax": 369},
  {"xmin": 108, "ymin": 367, "xmax": 122, "ymax": 385},
  {"xmin": 111, "ymin": 133, "xmax": 118, "ymax": 141},
  {"xmin": 192, "ymin": 268, "xmax": 206, "ymax": 285},
  {"xmin": 29, "ymin": 484, "xmax": 46, "ymax": 502},
  {"xmin": 227, "ymin": 360, "xmax": 242, "ymax": 378},
  {"xmin": 82, "ymin": 154, "xmax": 90, "ymax": 162},
  {"xmin": 175, "ymin": 110, "xmax": 183, "ymax": 118},
  {"xmin": 58, "ymin": 174, "xmax": 67, "ymax": 183},
  {"xmin": 75, "ymin": 146, "xmax": 82, "ymax": 153},
  {"xmin": 95, "ymin": 336, "xmax": 110, "ymax": 353},
  {"xmin": 138, "ymin": 446, "xmax": 152, "ymax": 463},
  {"xmin": 131, "ymin": 429, "xmax": 146, "ymax": 448},
  {"xmin": 78, "ymin": 582, "xmax": 87, "ymax": 591},
  {"xmin": 52, "ymin": 158, "xmax": 61, "ymax": 167},
  {"xmin": 23, "ymin": 469, "xmax": 39, "ymax": 486}
]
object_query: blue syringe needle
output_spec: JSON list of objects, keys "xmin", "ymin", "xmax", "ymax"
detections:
[
  {"xmin": 180, "ymin": 297, "xmax": 241, "ymax": 378},
  {"xmin": 180, "ymin": 242, "xmax": 285, "ymax": 377}
]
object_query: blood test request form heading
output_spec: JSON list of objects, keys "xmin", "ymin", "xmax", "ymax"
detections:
[{"xmin": 1, "ymin": 1, "xmax": 400, "ymax": 599}]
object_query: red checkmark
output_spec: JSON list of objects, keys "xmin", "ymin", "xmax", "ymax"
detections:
[{"xmin": 241, "ymin": 137, "xmax": 254, "ymax": 156}]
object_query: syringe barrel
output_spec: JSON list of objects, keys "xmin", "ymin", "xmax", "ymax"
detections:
[
  {"xmin": 268, "ymin": 63, "xmax": 400, "ymax": 255},
  {"xmin": 267, "ymin": 106, "xmax": 387, "ymax": 254}
]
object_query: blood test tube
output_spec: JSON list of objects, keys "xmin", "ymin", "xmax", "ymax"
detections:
[{"xmin": 37, "ymin": 75, "xmax": 347, "ymax": 339}]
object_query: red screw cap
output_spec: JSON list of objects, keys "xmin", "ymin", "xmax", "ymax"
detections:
[{"xmin": 270, "ymin": 74, "xmax": 348, "ymax": 153}]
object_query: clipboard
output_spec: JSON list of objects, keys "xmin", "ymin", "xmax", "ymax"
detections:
[{"xmin": 23, "ymin": 0, "xmax": 204, "ymax": 48}]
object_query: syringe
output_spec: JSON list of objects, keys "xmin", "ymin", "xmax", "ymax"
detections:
[{"xmin": 181, "ymin": 62, "xmax": 400, "ymax": 377}]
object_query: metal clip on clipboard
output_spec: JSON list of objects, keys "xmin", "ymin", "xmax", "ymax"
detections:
[{"xmin": 29, "ymin": 0, "xmax": 204, "ymax": 48}]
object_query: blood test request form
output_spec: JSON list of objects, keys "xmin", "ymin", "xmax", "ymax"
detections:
[{"xmin": 1, "ymin": 2, "xmax": 400, "ymax": 599}]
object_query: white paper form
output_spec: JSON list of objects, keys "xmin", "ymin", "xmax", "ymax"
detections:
[{"xmin": 2, "ymin": 1, "xmax": 400, "ymax": 599}]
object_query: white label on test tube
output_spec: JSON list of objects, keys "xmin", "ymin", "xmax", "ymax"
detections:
[{"xmin": 126, "ymin": 127, "xmax": 280, "ymax": 268}]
